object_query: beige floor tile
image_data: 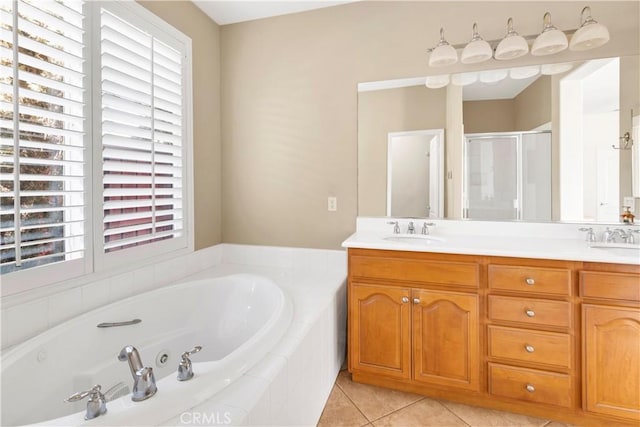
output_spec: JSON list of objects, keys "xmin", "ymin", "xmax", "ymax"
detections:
[
  {"xmin": 372, "ymin": 398, "xmax": 468, "ymax": 427},
  {"xmin": 440, "ymin": 400, "xmax": 548, "ymax": 427},
  {"xmin": 317, "ymin": 385, "xmax": 369, "ymax": 427},
  {"xmin": 336, "ymin": 371, "xmax": 424, "ymax": 421}
]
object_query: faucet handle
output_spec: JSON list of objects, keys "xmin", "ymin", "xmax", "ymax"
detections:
[
  {"xmin": 177, "ymin": 346, "xmax": 202, "ymax": 381},
  {"xmin": 578, "ymin": 227, "xmax": 596, "ymax": 242},
  {"xmin": 422, "ymin": 222, "xmax": 436, "ymax": 235},
  {"xmin": 387, "ymin": 221, "xmax": 400, "ymax": 234},
  {"xmin": 65, "ymin": 385, "xmax": 107, "ymax": 420}
]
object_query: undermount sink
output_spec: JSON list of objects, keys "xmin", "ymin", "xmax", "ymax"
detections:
[
  {"xmin": 589, "ymin": 243, "xmax": 640, "ymax": 258},
  {"xmin": 383, "ymin": 234, "xmax": 444, "ymax": 244}
]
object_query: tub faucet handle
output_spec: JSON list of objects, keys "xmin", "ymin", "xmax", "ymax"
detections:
[
  {"xmin": 65, "ymin": 384, "xmax": 107, "ymax": 420},
  {"xmin": 177, "ymin": 346, "xmax": 203, "ymax": 381}
]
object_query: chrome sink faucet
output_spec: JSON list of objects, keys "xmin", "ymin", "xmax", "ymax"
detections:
[
  {"xmin": 387, "ymin": 221, "xmax": 400, "ymax": 234},
  {"xmin": 118, "ymin": 345, "xmax": 157, "ymax": 402},
  {"xmin": 407, "ymin": 221, "xmax": 415, "ymax": 234}
]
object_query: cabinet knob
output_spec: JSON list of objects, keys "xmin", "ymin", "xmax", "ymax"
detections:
[
  {"xmin": 525, "ymin": 384, "xmax": 535, "ymax": 393},
  {"xmin": 525, "ymin": 277, "xmax": 535, "ymax": 286},
  {"xmin": 524, "ymin": 345, "xmax": 535, "ymax": 353},
  {"xmin": 402, "ymin": 296, "xmax": 409, "ymax": 304},
  {"xmin": 413, "ymin": 298, "xmax": 421, "ymax": 305},
  {"xmin": 525, "ymin": 309, "xmax": 535, "ymax": 318}
]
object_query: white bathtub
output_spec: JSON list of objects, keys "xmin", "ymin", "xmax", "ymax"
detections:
[{"xmin": 1, "ymin": 273, "xmax": 292, "ymax": 426}]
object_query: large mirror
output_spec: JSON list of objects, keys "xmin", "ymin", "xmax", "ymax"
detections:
[{"xmin": 358, "ymin": 55, "xmax": 640, "ymax": 223}]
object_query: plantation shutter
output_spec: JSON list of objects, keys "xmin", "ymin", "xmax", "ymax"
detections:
[
  {"xmin": 0, "ymin": 0, "xmax": 86, "ymax": 274},
  {"xmin": 100, "ymin": 8, "xmax": 184, "ymax": 253}
]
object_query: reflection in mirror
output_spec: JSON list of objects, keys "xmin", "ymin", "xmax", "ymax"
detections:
[
  {"xmin": 387, "ymin": 129, "xmax": 444, "ymax": 218},
  {"xmin": 357, "ymin": 55, "xmax": 640, "ymax": 224}
]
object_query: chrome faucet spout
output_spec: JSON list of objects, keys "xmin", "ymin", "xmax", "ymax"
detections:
[{"xmin": 118, "ymin": 345, "xmax": 157, "ymax": 402}]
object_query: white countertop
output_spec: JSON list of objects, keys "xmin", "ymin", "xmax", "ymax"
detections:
[{"xmin": 342, "ymin": 218, "xmax": 640, "ymax": 265}]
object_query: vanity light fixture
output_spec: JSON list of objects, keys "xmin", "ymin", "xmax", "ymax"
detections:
[
  {"xmin": 531, "ymin": 12, "xmax": 568, "ymax": 56},
  {"xmin": 569, "ymin": 6, "xmax": 610, "ymax": 51},
  {"xmin": 461, "ymin": 23, "xmax": 493, "ymax": 64},
  {"xmin": 428, "ymin": 28, "xmax": 458, "ymax": 67},
  {"xmin": 479, "ymin": 68, "xmax": 508, "ymax": 84},
  {"xmin": 426, "ymin": 6, "xmax": 610, "ymax": 70},
  {"xmin": 494, "ymin": 18, "xmax": 529, "ymax": 60}
]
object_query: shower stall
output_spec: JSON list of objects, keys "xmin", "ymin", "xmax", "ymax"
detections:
[{"xmin": 463, "ymin": 131, "xmax": 552, "ymax": 221}]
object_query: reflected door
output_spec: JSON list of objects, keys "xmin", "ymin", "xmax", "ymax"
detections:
[{"xmin": 465, "ymin": 135, "xmax": 519, "ymax": 220}]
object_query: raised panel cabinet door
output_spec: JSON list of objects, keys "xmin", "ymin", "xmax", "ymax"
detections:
[
  {"xmin": 350, "ymin": 283, "xmax": 411, "ymax": 379},
  {"xmin": 412, "ymin": 289, "xmax": 480, "ymax": 391},
  {"xmin": 583, "ymin": 304, "xmax": 640, "ymax": 422}
]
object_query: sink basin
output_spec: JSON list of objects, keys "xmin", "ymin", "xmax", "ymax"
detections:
[
  {"xmin": 383, "ymin": 234, "xmax": 444, "ymax": 244},
  {"xmin": 589, "ymin": 243, "xmax": 640, "ymax": 258}
]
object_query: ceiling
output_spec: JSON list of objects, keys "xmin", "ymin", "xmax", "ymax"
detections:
[{"xmin": 192, "ymin": 0, "xmax": 356, "ymax": 25}]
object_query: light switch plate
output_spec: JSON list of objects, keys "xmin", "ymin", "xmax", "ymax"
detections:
[{"xmin": 328, "ymin": 197, "xmax": 337, "ymax": 212}]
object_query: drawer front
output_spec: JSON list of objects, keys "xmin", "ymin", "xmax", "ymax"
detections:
[
  {"xmin": 489, "ymin": 265, "xmax": 571, "ymax": 296},
  {"xmin": 488, "ymin": 296, "xmax": 571, "ymax": 329},
  {"xmin": 488, "ymin": 363, "xmax": 572, "ymax": 408},
  {"xmin": 350, "ymin": 255, "xmax": 479, "ymax": 287},
  {"xmin": 580, "ymin": 271, "xmax": 640, "ymax": 302},
  {"xmin": 487, "ymin": 326, "xmax": 571, "ymax": 369}
]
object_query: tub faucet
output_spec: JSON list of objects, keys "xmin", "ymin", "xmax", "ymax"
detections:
[
  {"xmin": 177, "ymin": 346, "xmax": 202, "ymax": 381},
  {"xmin": 65, "ymin": 384, "xmax": 107, "ymax": 420},
  {"xmin": 118, "ymin": 345, "xmax": 157, "ymax": 402}
]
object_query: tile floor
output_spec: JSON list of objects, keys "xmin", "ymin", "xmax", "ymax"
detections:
[{"xmin": 317, "ymin": 370, "xmax": 573, "ymax": 427}]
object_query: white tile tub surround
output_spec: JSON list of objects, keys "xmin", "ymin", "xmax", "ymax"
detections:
[
  {"xmin": 345, "ymin": 217, "xmax": 640, "ymax": 265},
  {"xmin": 1, "ymin": 244, "xmax": 347, "ymax": 427}
]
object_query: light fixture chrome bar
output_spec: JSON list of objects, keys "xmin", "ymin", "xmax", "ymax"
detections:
[{"xmin": 427, "ymin": 28, "xmax": 578, "ymax": 53}]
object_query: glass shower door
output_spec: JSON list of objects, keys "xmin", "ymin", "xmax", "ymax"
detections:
[{"xmin": 465, "ymin": 135, "xmax": 519, "ymax": 220}]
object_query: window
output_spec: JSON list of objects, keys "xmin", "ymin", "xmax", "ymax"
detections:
[{"xmin": 0, "ymin": 0, "xmax": 192, "ymax": 295}]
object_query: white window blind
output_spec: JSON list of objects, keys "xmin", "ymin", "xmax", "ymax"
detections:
[
  {"xmin": 0, "ymin": 0, "xmax": 86, "ymax": 274},
  {"xmin": 100, "ymin": 8, "xmax": 185, "ymax": 254}
]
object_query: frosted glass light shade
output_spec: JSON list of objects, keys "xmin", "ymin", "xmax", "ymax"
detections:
[
  {"xmin": 541, "ymin": 62, "xmax": 573, "ymax": 75},
  {"xmin": 461, "ymin": 23, "xmax": 492, "ymax": 64},
  {"xmin": 429, "ymin": 44, "xmax": 458, "ymax": 67},
  {"xmin": 569, "ymin": 8, "xmax": 610, "ymax": 51},
  {"xmin": 532, "ymin": 29, "xmax": 568, "ymax": 55},
  {"xmin": 428, "ymin": 28, "xmax": 458, "ymax": 67},
  {"xmin": 531, "ymin": 13, "xmax": 568, "ymax": 56},
  {"xmin": 461, "ymin": 40, "xmax": 492, "ymax": 64},
  {"xmin": 479, "ymin": 69, "xmax": 508, "ymax": 84},
  {"xmin": 509, "ymin": 66, "xmax": 540, "ymax": 80},
  {"xmin": 425, "ymin": 75, "xmax": 450, "ymax": 89},
  {"xmin": 451, "ymin": 72, "xmax": 478, "ymax": 86},
  {"xmin": 495, "ymin": 18, "xmax": 528, "ymax": 60}
]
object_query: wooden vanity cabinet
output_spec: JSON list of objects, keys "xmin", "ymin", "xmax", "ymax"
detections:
[
  {"xmin": 348, "ymin": 249, "xmax": 480, "ymax": 392},
  {"xmin": 348, "ymin": 248, "xmax": 640, "ymax": 425},
  {"xmin": 580, "ymin": 265, "xmax": 640, "ymax": 423}
]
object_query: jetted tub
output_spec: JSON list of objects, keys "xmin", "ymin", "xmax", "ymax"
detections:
[{"xmin": 1, "ymin": 273, "xmax": 292, "ymax": 426}]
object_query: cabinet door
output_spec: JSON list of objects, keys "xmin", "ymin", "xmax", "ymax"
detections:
[
  {"xmin": 350, "ymin": 283, "xmax": 411, "ymax": 379},
  {"xmin": 412, "ymin": 289, "xmax": 480, "ymax": 391},
  {"xmin": 583, "ymin": 304, "xmax": 640, "ymax": 421}
]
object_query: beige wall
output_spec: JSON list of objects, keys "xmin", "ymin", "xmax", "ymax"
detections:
[
  {"xmin": 515, "ymin": 76, "xmax": 552, "ymax": 131},
  {"xmin": 358, "ymin": 86, "xmax": 446, "ymax": 216},
  {"xmin": 620, "ymin": 55, "xmax": 640, "ymax": 207},
  {"xmin": 139, "ymin": 1, "xmax": 221, "ymax": 250},
  {"xmin": 463, "ymin": 100, "xmax": 516, "ymax": 134},
  {"xmin": 220, "ymin": 1, "xmax": 639, "ymax": 249}
]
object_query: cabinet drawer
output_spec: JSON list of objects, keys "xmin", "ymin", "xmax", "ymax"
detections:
[
  {"xmin": 350, "ymin": 255, "xmax": 479, "ymax": 287},
  {"xmin": 489, "ymin": 265, "xmax": 571, "ymax": 296},
  {"xmin": 488, "ymin": 296, "xmax": 571, "ymax": 329},
  {"xmin": 488, "ymin": 326, "xmax": 571, "ymax": 369},
  {"xmin": 488, "ymin": 363, "xmax": 572, "ymax": 408},
  {"xmin": 580, "ymin": 271, "xmax": 640, "ymax": 303}
]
